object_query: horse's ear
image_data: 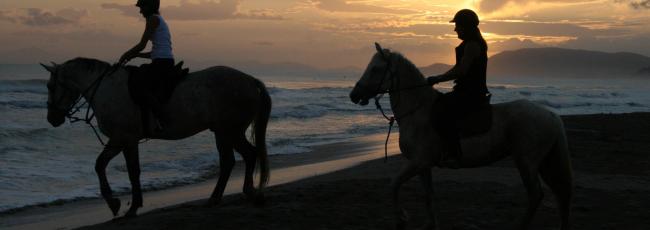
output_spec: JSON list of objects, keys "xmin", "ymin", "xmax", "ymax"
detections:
[
  {"xmin": 40, "ymin": 63, "xmax": 56, "ymax": 73},
  {"xmin": 375, "ymin": 42, "xmax": 385, "ymax": 56},
  {"xmin": 374, "ymin": 42, "xmax": 390, "ymax": 59},
  {"xmin": 375, "ymin": 42, "xmax": 382, "ymax": 53}
]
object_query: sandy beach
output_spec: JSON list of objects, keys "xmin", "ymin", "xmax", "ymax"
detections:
[{"xmin": 3, "ymin": 113, "xmax": 650, "ymax": 230}]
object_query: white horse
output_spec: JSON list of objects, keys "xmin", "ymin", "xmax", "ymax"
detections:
[
  {"xmin": 349, "ymin": 44, "xmax": 573, "ymax": 230},
  {"xmin": 41, "ymin": 58, "xmax": 271, "ymax": 217}
]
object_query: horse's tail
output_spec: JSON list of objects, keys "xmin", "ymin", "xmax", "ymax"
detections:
[{"xmin": 251, "ymin": 78, "xmax": 271, "ymax": 189}]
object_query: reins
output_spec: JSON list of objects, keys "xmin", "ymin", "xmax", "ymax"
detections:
[{"xmin": 63, "ymin": 64, "xmax": 119, "ymax": 146}]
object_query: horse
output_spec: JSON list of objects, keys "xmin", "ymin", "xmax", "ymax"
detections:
[
  {"xmin": 41, "ymin": 57, "xmax": 271, "ymax": 218},
  {"xmin": 349, "ymin": 43, "xmax": 573, "ymax": 230}
]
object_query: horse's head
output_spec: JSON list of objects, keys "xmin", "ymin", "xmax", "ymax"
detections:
[
  {"xmin": 350, "ymin": 43, "xmax": 396, "ymax": 106},
  {"xmin": 41, "ymin": 62, "xmax": 81, "ymax": 127}
]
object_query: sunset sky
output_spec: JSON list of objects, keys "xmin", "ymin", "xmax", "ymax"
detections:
[{"xmin": 0, "ymin": 0, "xmax": 649, "ymax": 69}]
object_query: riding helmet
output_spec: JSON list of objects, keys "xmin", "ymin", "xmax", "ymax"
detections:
[
  {"xmin": 136, "ymin": 0, "xmax": 160, "ymax": 10},
  {"xmin": 450, "ymin": 9, "xmax": 480, "ymax": 27}
]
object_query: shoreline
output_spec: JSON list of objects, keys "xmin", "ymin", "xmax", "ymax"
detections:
[
  {"xmin": 0, "ymin": 133, "xmax": 401, "ymax": 230},
  {"xmin": 2, "ymin": 112, "xmax": 650, "ymax": 230},
  {"xmin": 0, "ymin": 132, "xmax": 388, "ymax": 215}
]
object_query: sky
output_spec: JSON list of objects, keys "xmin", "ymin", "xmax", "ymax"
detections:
[{"xmin": 0, "ymin": 0, "xmax": 649, "ymax": 69}]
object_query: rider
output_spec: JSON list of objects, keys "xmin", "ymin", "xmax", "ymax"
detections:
[
  {"xmin": 118, "ymin": 0, "xmax": 174, "ymax": 132},
  {"xmin": 427, "ymin": 9, "xmax": 490, "ymax": 165}
]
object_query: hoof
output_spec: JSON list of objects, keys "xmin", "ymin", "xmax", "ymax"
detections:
[{"xmin": 107, "ymin": 198, "xmax": 121, "ymax": 217}]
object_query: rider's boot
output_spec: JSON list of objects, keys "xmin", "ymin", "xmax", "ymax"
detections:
[{"xmin": 143, "ymin": 92, "xmax": 165, "ymax": 134}]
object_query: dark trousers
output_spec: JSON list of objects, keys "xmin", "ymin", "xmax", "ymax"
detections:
[
  {"xmin": 436, "ymin": 91, "xmax": 484, "ymax": 157},
  {"xmin": 138, "ymin": 58, "xmax": 174, "ymax": 132}
]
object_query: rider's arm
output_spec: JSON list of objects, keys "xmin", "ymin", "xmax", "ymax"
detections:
[
  {"xmin": 119, "ymin": 16, "xmax": 159, "ymax": 64},
  {"xmin": 427, "ymin": 41, "xmax": 480, "ymax": 85}
]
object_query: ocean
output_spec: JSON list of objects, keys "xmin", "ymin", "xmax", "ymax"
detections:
[{"xmin": 1, "ymin": 69, "xmax": 649, "ymax": 212}]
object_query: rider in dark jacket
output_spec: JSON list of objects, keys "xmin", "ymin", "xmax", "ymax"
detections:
[{"xmin": 427, "ymin": 9, "xmax": 490, "ymax": 166}]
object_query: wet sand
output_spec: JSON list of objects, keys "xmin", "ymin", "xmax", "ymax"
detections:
[{"xmin": 4, "ymin": 113, "xmax": 650, "ymax": 230}]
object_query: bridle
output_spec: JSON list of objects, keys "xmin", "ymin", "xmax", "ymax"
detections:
[
  {"xmin": 356, "ymin": 46, "xmax": 432, "ymax": 162},
  {"xmin": 47, "ymin": 64, "xmax": 119, "ymax": 146}
]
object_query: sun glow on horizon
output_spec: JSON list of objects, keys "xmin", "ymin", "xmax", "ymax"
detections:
[{"xmin": 0, "ymin": 0, "xmax": 648, "ymax": 68}]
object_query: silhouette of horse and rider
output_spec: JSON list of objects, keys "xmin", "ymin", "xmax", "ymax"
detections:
[{"xmin": 41, "ymin": 1, "xmax": 572, "ymax": 229}]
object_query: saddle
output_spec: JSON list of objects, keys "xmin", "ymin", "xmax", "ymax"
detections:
[{"xmin": 127, "ymin": 61, "xmax": 189, "ymax": 107}]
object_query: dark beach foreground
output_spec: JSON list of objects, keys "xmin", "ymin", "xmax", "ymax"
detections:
[{"xmin": 9, "ymin": 113, "xmax": 650, "ymax": 230}]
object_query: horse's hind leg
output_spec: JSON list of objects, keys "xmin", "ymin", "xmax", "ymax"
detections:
[
  {"xmin": 515, "ymin": 158, "xmax": 544, "ymax": 230},
  {"xmin": 234, "ymin": 133, "xmax": 263, "ymax": 203},
  {"xmin": 539, "ymin": 139, "xmax": 573, "ymax": 230},
  {"xmin": 208, "ymin": 135, "xmax": 235, "ymax": 205},
  {"xmin": 95, "ymin": 142, "xmax": 123, "ymax": 216},
  {"xmin": 123, "ymin": 143, "xmax": 143, "ymax": 217}
]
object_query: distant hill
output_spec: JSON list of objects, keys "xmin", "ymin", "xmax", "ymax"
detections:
[
  {"xmin": 487, "ymin": 48, "xmax": 650, "ymax": 78},
  {"xmin": 419, "ymin": 63, "xmax": 452, "ymax": 77},
  {"xmin": 182, "ymin": 59, "xmax": 361, "ymax": 80}
]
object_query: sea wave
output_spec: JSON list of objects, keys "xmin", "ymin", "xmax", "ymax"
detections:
[
  {"xmin": 0, "ymin": 100, "xmax": 47, "ymax": 109},
  {"xmin": 0, "ymin": 127, "xmax": 50, "ymax": 139},
  {"xmin": 0, "ymin": 79, "xmax": 48, "ymax": 94},
  {"xmin": 531, "ymin": 99, "xmax": 637, "ymax": 109}
]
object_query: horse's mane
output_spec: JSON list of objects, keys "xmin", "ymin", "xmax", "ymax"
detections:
[
  {"xmin": 64, "ymin": 57, "xmax": 111, "ymax": 75},
  {"xmin": 388, "ymin": 51, "xmax": 425, "ymax": 79}
]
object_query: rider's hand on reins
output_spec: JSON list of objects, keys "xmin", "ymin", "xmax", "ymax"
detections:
[{"xmin": 427, "ymin": 76, "xmax": 442, "ymax": 85}]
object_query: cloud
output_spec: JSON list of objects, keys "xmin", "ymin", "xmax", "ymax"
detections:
[
  {"xmin": 310, "ymin": 0, "xmax": 418, "ymax": 14},
  {"xmin": 100, "ymin": 3, "xmax": 138, "ymax": 18},
  {"xmin": 367, "ymin": 20, "xmax": 625, "ymax": 39},
  {"xmin": 479, "ymin": 0, "xmax": 512, "ymax": 13},
  {"xmin": 102, "ymin": 0, "xmax": 283, "ymax": 21},
  {"xmin": 619, "ymin": 0, "xmax": 650, "ymax": 9},
  {"xmin": 0, "ymin": 8, "xmax": 87, "ymax": 26},
  {"xmin": 489, "ymin": 38, "xmax": 544, "ymax": 52},
  {"xmin": 481, "ymin": 20, "xmax": 627, "ymax": 37},
  {"xmin": 477, "ymin": 0, "xmax": 595, "ymax": 13},
  {"xmin": 631, "ymin": 0, "xmax": 650, "ymax": 9}
]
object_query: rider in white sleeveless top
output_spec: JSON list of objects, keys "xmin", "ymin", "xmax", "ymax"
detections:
[
  {"xmin": 150, "ymin": 14, "xmax": 173, "ymax": 60},
  {"xmin": 119, "ymin": 0, "xmax": 174, "ymax": 133}
]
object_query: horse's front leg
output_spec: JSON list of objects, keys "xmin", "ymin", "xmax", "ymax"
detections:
[
  {"xmin": 95, "ymin": 142, "xmax": 123, "ymax": 216},
  {"xmin": 418, "ymin": 169, "xmax": 439, "ymax": 230},
  {"xmin": 123, "ymin": 143, "xmax": 142, "ymax": 217},
  {"xmin": 391, "ymin": 162, "xmax": 419, "ymax": 230}
]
